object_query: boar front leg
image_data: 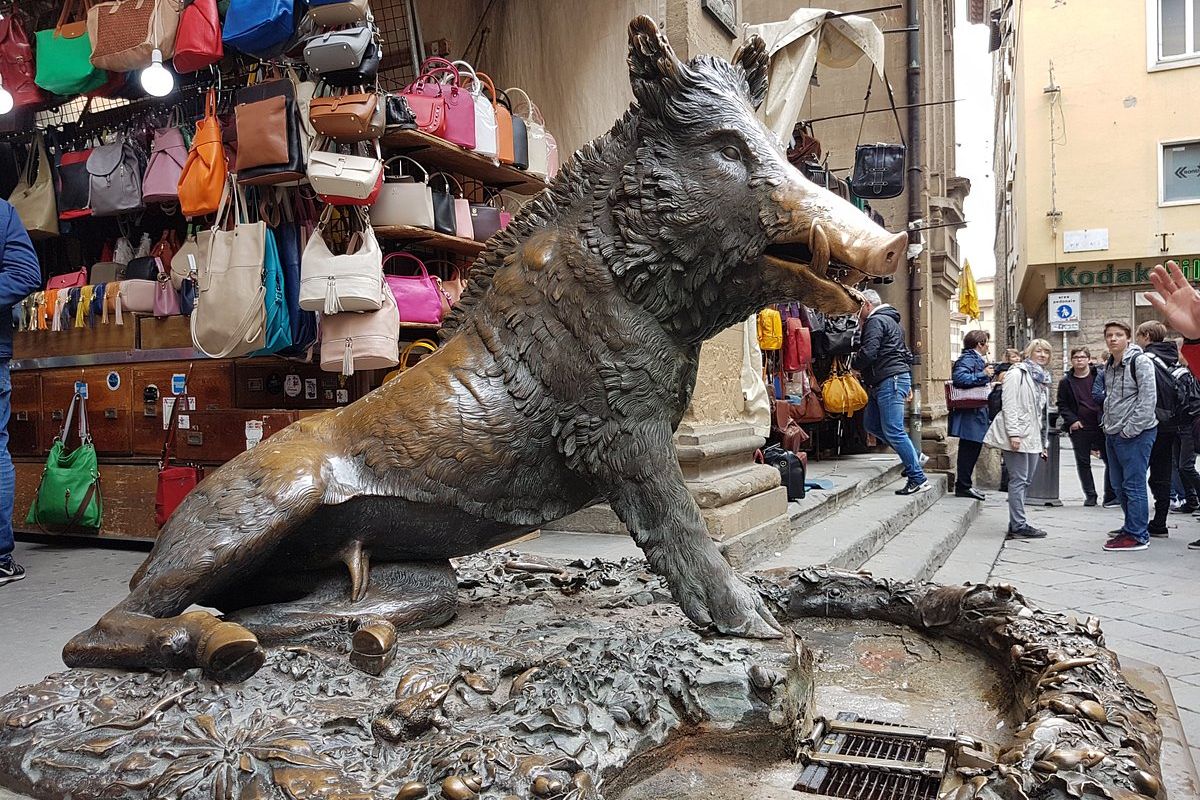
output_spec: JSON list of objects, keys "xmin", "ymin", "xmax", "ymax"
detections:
[{"xmin": 598, "ymin": 429, "xmax": 783, "ymax": 639}]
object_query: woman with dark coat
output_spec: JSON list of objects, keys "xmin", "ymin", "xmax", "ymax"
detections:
[{"xmin": 949, "ymin": 330, "xmax": 995, "ymax": 500}]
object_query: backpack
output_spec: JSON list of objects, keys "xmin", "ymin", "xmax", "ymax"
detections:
[
  {"xmin": 757, "ymin": 308, "xmax": 783, "ymax": 351},
  {"xmin": 1142, "ymin": 353, "xmax": 1200, "ymax": 428}
]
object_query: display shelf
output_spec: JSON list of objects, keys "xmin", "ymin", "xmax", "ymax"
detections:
[
  {"xmin": 381, "ymin": 128, "xmax": 547, "ymax": 195},
  {"xmin": 373, "ymin": 225, "xmax": 488, "ymax": 257}
]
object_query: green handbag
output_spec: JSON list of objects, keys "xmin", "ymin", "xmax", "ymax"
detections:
[
  {"xmin": 34, "ymin": 0, "xmax": 108, "ymax": 96},
  {"xmin": 26, "ymin": 392, "xmax": 103, "ymax": 530}
]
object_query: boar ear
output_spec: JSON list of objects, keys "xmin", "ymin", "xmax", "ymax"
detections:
[
  {"xmin": 733, "ymin": 35, "xmax": 769, "ymax": 110},
  {"xmin": 628, "ymin": 16, "xmax": 682, "ymax": 115}
]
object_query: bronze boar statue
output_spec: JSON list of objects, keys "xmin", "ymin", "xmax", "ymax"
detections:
[{"xmin": 63, "ymin": 17, "xmax": 906, "ymax": 682}]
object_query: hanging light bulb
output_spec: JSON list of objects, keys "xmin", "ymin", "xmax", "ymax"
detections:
[
  {"xmin": 140, "ymin": 49, "xmax": 175, "ymax": 98},
  {"xmin": 0, "ymin": 76, "xmax": 13, "ymax": 116}
]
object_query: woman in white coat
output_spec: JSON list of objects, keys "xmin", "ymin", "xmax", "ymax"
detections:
[{"xmin": 985, "ymin": 339, "xmax": 1053, "ymax": 539}]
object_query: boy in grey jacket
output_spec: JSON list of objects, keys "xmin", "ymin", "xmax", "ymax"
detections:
[{"xmin": 1100, "ymin": 320, "xmax": 1157, "ymax": 551}]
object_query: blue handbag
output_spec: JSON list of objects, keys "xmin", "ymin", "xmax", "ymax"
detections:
[
  {"xmin": 223, "ymin": 0, "xmax": 298, "ymax": 58},
  {"xmin": 273, "ymin": 220, "xmax": 318, "ymax": 357},
  {"xmin": 251, "ymin": 229, "xmax": 293, "ymax": 356}
]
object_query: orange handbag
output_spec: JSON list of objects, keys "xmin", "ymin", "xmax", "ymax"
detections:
[
  {"xmin": 480, "ymin": 72, "xmax": 513, "ymax": 165},
  {"xmin": 178, "ymin": 88, "xmax": 227, "ymax": 218}
]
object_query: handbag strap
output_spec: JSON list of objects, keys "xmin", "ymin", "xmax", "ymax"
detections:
[
  {"xmin": 383, "ymin": 251, "xmax": 431, "ymax": 278},
  {"xmin": 383, "ymin": 155, "xmax": 428, "ymax": 183},
  {"xmin": 55, "ymin": 0, "xmax": 91, "ymax": 31},
  {"xmin": 419, "ymin": 57, "xmax": 458, "ymax": 79},
  {"xmin": 504, "ymin": 87, "xmax": 544, "ymax": 125},
  {"xmin": 400, "ymin": 339, "xmax": 438, "ymax": 372},
  {"xmin": 159, "ymin": 365, "xmax": 193, "ymax": 469},
  {"xmin": 428, "ymin": 172, "xmax": 464, "ymax": 197},
  {"xmin": 423, "ymin": 258, "xmax": 461, "ymax": 281},
  {"xmin": 189, "ymin": 282, "xmax": 267, "ymax": 359},
  {"xmin": 475, "ymin": 72, "xmax": 498, "ymax": 106},
  {"xmin": 854, "ymin": 69, "xmax": 906, "ymax": 149},
  {"xmin": 451, "ymin": 60, "xmax": 480, "ymax": 94}
]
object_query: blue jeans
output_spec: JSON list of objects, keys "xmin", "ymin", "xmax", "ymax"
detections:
[
  {"xmin": 0, "ymin": 362, "xmax": 12, "ymax": 559},
  {"xmin": 1106, "ymin": 427, "xmax": 1156, "ymax": 544},
  {"xmin": 864, "ymin": 372, "xmax": 925, "ymax": 484}
]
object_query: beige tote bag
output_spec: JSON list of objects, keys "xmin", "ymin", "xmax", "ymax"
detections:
[
  {"xmin": 10, "ymin": 134, "xmax": 58, "ymax": 240},
  {"xmin": 320, "ymin": 283, "xmax": 399, "ymax": 376},
  {"xmin": 190, "ymin": 182, "xmax": 266, "ymax": 358}
]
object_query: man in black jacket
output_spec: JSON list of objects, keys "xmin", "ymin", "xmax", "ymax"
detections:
[
  {"xmin": 856, "ymin": 289, "xmax": 927, "ymax": 495},
  {"xmin": 1057, "ymin": 347, "xmax": 1114, "ymax": 507}
]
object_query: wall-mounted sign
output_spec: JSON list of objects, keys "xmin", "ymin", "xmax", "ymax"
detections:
[
  {"xmin": 1048, "ymin": 291, "xmax": 1080, "ymax": 332},
  {"xmin": 1062, "ymin": 229, "xmax": 1109, "ymax": 253},
  {"xmin": 1056, "ymin": 256, "xmax": 1200, "ymax": 287},
  {"xmin": 701, "ymin": 0, "xmax": 737, "ymax": 37}
]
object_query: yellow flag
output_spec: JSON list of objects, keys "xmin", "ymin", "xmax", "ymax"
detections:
[{"xmin": 959, "ymin": 260, "xmax": 980, "ymax": 320}]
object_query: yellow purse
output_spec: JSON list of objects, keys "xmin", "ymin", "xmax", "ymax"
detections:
[{"xmin": 821, "ymin": 358, "xmax": 869, "ymax": 416}]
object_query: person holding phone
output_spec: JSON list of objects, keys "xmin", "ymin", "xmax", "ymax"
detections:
[{"xmin": 984, "ymin": 339, "xmax": 1054, "ymax": 539}]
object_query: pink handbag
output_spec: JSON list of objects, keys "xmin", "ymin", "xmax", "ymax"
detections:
[
  {"xmin": 320, "ymin": 285, "xmax": 400, "ymax": 375},
  {"xmin": 382, "ymin": 252, "xmax": 444, "ymax": 325},
  {"xmin": 46, "ymin": 267, "xmax": 89, "ymax": 291},
  {"xmin": 415, "ymin": 58, "xmax": 475, "ymax": 150},
  {"xmin": 142, "ymin": 124, "xmax": 188, "ymax": 204},
  {"xmin": 154, "ymin": 260, "xmax": 181, "ymax": 317}
]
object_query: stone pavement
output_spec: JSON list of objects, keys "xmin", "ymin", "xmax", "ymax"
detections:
[{"xmin": 979, "ymin": 449, "xmax": 1200, "ymax": 769}]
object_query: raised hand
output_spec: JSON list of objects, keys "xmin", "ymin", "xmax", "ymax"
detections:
[{"xmin": 1145, "ymin": 261, "xmax": 1200, "ymax": 338}]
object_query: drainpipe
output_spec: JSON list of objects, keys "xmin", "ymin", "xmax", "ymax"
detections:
[{"xmin": 905, "ymin": 0, "xmax": 924, "ymax": 441}]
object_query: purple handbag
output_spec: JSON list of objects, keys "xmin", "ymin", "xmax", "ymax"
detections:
[
  {"xmin": 154, "ymin": 259, "xmax": 182, "ymax": 317},
  {"xmin": 382, "ymin": 252, "xmax": 444, "ymax": 326},
  {"xmin": 142, "ymin": 125, "xmax": 188, "ymax": 204}
]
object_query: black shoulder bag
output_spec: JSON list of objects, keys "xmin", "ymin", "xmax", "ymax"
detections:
[{"xmin": 848, "ymin": 70, "xmax": 906, "ymax": 200}]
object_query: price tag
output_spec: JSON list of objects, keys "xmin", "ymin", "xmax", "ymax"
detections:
[
  {"xmin": 245, "ymin": 420, "xmax": 264, "ymax": 450},
  {"xmin": 74, "ymin": 381, "xmax": 88, "ymax": 399}
]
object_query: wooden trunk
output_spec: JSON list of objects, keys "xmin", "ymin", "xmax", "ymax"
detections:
[
  {"xmin": 13, "ymin": 322, "xmax": 137, "ymax": 360},
  {"xmin": 9, "ymin": 371, "xmax": 42, "ymax": 457},
  {"xmin": 233, "ymin": 359, "xmax": 369, "ymax": 409},
  {"xmin": 130, "ymin": 361, "xmax": 233, "ymax": 456},
  {"xmin": 175, "ymin": 409, "xmax": 300, "ymax": 464},
  {"xmin": 15, "ymin": 460, "xmax": 159, "ymax": 543},
  {"xmin": 40, "ymin": 367, "xmax": 133, "ymax": 455},
  {"xmin": 137, "ymin": 315, "xmax": 194, "ymax": 350}
]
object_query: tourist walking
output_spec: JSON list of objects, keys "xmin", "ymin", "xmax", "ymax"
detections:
[
  {"xmin": 1056, "ymin": 347, "xmax": 1114, "ymax": 507},
  {"xmin": 984, "ymin": 339, "xmax": 1053, "ymax": 539},
  {"xmin": 949, "ymin": 330, "xmax": 994, "ymax": 500},
  {"xmin": 0, "ymin": 199, "xmax": 43, "ymax": 586},
  {"xmin": 1099, "ymin": 320, "xmax": 1158, "ymax": 552},
  {"xmin": 856, "ymin": 289, "xmax": 927, "ymax": 495}
]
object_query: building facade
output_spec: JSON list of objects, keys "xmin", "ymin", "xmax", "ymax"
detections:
[{"xmin": 991, "ymin": 0, "xmax": 1200, "ymax": 361}]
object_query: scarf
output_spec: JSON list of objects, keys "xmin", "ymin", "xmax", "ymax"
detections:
[{"xmin": 1023, "ymin": 358, "xmax": 1051, "ymax": 389}]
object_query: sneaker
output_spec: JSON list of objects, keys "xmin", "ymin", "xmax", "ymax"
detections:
[
  {"xmin": 1172, "ymin": 504, "xmax": 1199, "ymax": 514},
  {"xmin": 895, "ymin": 479, "xmax": 931, "ymax": 496},
  {"xmin": 1149, "ymin": 526, "xmax": 1170, "ymax": 539},
  {"xmin": 1083, "ymin": 497, "xmax": 1098, "ymax": 507},
  {"xmin": 1103, "ymin": 534, "xmax": 1148, "ymax": 552},
  {"xmin": 1189, "ymin": 539, "xmax": 1200, "ymax": 551},
  {"xmin": 1008, "ymin": 525, "xmax": 1048, "ymax": 539},
  {"xmin": 1103, "ymin": 499, "xmax": 1121, "ymax": 508},
  {"xmin": 955, "ymin": 487, "xmax": 986, "ymax": 501},
  {"xmin": 0, "ymin": 557, "xmax": 24, "ymax": 586}
]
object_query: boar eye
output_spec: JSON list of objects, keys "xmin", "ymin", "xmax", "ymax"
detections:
[{"xmin": 720, "ymin": 145, "xmax": 742, "ymax": 162}]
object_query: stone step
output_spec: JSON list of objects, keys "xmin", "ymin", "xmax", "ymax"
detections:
[
  {"xmin": 720, "ymin": 459, "xmax": 905, "ymax": 568},
  {"xmin": 860, "ymin": 496, "xmax": 982, "ymax": 583},
  {"xmin": 932, "ymin": 499, "xmax": 1011, "ymax": 586},
  {"xmin": 751, "ymin": 474, "xmax": 949, "ymax": 572}
]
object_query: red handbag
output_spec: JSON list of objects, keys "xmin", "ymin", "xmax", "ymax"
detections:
[
  {"xmin": 0, "ymin": 13, "xmax": 47, "ymax": 110},
  {"xmin": 155, "ymin": 382, "xmax": 203, "ymax": 528},
  {"xmin": 46, "ymin": 267, "xmax": 89, "ymax": 291},
  {"xmin": 173, "ymin": 0, "xmax": 223, "ymax": 73},
  {"xmin": 783, "ymin": 317, "xmax": 811, "ymax": 372}
]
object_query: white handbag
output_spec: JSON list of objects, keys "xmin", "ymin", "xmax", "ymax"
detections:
[
  {"xmin": 170, "ymin": 227, "xmax": 212, "ymax": 291},
  {"xmin": 320, "ymin": 283, "xmax": 400, "ymax": 376},
  {"xmin": 371, "ymin": 156, "xmax": 435, "ymax": 229},
  {"xmin": 506, "ymin": 87, "xmax": 549, "ymax": 179},
  {"xmin": 300, "ymin": 207, "xmax": 385, "ymax": 314},
  {"xmin": 453, "ymin": 60, "xmax": 497, "ymax": 160},
  {"xmin": 307, "ymin": 140, "xmax": 383, "ymax": 204}
]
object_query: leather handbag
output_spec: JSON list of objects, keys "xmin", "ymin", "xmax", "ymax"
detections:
[
  {"xmin": 848, "ymin": 71, "xmax": 906, "ymax": 200},
  {"xmin": 945, "ymin": 382, "xmax": 991, "ymax": 410},
  {"xmin": 142, "ymin": 123, "xmax": 188, "ymax": 203},
  {"xmin": 469, "ymin": 191, "xmax": 503, "ymax": 242},
  {"xmin": 11, "ymin": 134, "xmax": 58, "ymax": 239},
  {"xmin": 428, "ymin": 260, "xmax": 465, "ymax": 308},
  {"xmin": 87, "ymin": 0, "xmax": 182, "ymax": 72},
  {"xmin": 322, "ymin": 38, "xmax": 381, "ymax": 88},
  {"xmin": 170, "ymin": 225, "xmax": 211, "ymax": 290},
  {"xmin": 782, "ymin": 315, "xmax": 811, "ymax": 371},
  {"xmin": 150, "ymin": 227, "xmax": 179, "ymax": 268},
  {"xmin": 172, "ymin": 0, "xmax": 222, "ymax": 73},
  {"xmin": 119, "ymin": 278, "xmax": 156, "ymax": 312},
  {"xmin": 0, "ymin": 13, "xmax": 47, "ymax": 110},
  {"xmin": 506, "ymin": 88, "xmax": 548, "ymax": 178},
  {"xmin": 270, "ymin": 195, "xmax": 317, "ymax": 356},
  {"xmin": 251, "ymin": 227, "xmax": 292, "ymax": 355},
  {"xmin": 382, "ymin": 252, "xmax": 444, "ymax": 326},
  {"xmin": 87, "ymin": 140, "xmax": 146, "ymax": 217},
  {"xmin": 124, "ymin": 255, "xmax": 158, "ymax": 281},
  {"xmin": 307, "ymin": 140, "xmax": 383, "ymax": 206},
  {"xmin": 303, "ymin": 26, "xmax": 374, "ymax": 76},
  {"xmin": 35, "ymin": 0, "xmax": 109, "ymax": 96},
  {"xmin": 821, "ymin": 358, "xmax": 869, "ymax": 416},
  {"xmin": 26, "ymin": 392, "xmax": 102, "ymax": 531},
  {"xmin": 155, "ymin": 376, "xmax": 203, "ymax": 527},
  {"xmin": 815, "ymin": 313, "xmax": 858, "ymax": 357},
  {"xmin": 400, "ymin": 65, "xmax": 449, "ymax": 138},
  {"xmin": 430, "ymin": 173, "xmax": 472, "ymax": 238},
  {"xmin": 320, "ymin": 283, "xmax": 399, "ymax": 376},
  {"xmin": 454, "ymin": 61, "xmax": 497, "ymax": 159},
  {"xmin": 222, "ymin": 0, "xmax": 296, "ymax": 59},
  {"xmin": 498, "ymin": 91, "xmax": 528, "ymax": 170},
  {"xmin": 480, "ymin": 73, "xmax": 513, "ymax": 165},
  {"xmin": 371, "ymin": 156, "xmax": 434, "ymax": 229},
  {"xmin": 305, "ymin": 0, "xmax": 369, "ymax": 26},
  {"xmin": 178, "ymin": 89, "xmax": 227, "ymax": 218},
  {"xmin": 385, "ymin": 93, "xmax": 418, "ymax": 130},
  {"xmin": 309, "ymin": 90, "xmax": 385, "ymax": 142},
  {"xmin": 190, "ymin": 183, "xmax": 267, "ymax": 358},
  {"xmin": 57, "ymin": 147, "xmax": 94, "ymax": 220},
  {"xmin": 47, "ymin": 267, "xmax": 89, "ymax": 291},
  {"xmin": 299, "ymin": 206, "xmax": 384, "ymax": 314},
  {"xmin": 235, "ymin": 74, "xmax": 305, "ymax": 186},
  {"xmin": 404, "ymin": 58, "xmax": 474, "ymax": 149},
  {"xmin": 154, "ymin": 259, "xmax": 181, "ymax": 316}
]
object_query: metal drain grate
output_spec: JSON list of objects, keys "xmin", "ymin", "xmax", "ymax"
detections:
[{"xmin": 793, "ymin": 713, "xmax": 954, "ymax": 800}]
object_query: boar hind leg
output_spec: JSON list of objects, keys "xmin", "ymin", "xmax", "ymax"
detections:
[{"xmin": 600, "ymin": 428, "xmax": 783, "ymax": 639}]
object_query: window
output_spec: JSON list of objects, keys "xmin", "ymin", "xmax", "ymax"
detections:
[
  {"xmin": 1160, "ymin": 139, "xmax": 1200, "ymax": 204},
  {"xmin": 1151, "ymin": 0, "xmax": 1200, "ymax": 66}
]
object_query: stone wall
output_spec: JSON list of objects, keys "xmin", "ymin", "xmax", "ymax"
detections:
[{"xmin": 1029, "ymin": 287, "xmax": 1137, "ymax": 368}]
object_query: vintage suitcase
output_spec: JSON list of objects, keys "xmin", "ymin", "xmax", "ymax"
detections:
[
  {"xmin": 131, "ymin": 362, "xmax": 233, "ymax": 456},
  {"xmin": 40, "ymin": 367, "xmax": 133, "ymax": 455},
  {"xmin": 175, "ymin": 409, "xmax": 299, "ymax": 463},
  {"xmin": 9, "ymin": 371, "xmax": 42, "ymax": 457},
  {"xmin": 234, "ymin": 358, "xmax": 366, "ymax": 409}
]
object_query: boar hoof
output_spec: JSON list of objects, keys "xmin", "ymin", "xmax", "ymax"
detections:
[{"xmin": 197, "ymin": 621, "xmax": 264, "ymax": 683}]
